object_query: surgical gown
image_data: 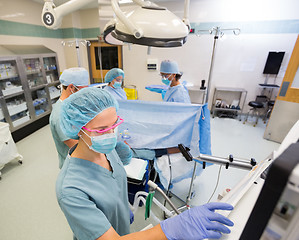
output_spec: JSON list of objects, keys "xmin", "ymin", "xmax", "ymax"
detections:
[
  {"xmin": 163, "ymin": 84, "xmax": 191, "ymax": 103},
  {"xmin": 56, "ymin": 147, "xmax": 130, "ymax": 240},
  {"xmin": 49, "ymin": 99, "xmax": 71, "ymax": 168},
  {"xmin": 104, "ymin": 86, "xmax": 127, "ymax": 100}
]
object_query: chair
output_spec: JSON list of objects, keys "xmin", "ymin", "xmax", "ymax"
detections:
[{"xmin": 243, "ymin": 95, "xmax": 268, "ymax": 127}]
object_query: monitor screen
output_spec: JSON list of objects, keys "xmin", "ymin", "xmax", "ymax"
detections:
[{"xmin": 263, "ymin": 52, "xmax": 285, "ymax": 74}]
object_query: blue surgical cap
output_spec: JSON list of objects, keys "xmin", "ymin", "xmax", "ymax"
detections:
[
  {"xmin": 105, "ymin": 68, "xmax": 125, "ymax": 83},
  {"xmin": 60, "ymin": 87, "xmax": 119, "ymax": 139},
  {"xmin": 160, "ymin": 60, "xmax": 180, "ymax": 74},
  {"xmin": 115, "ymin": 141, "xmax": 132, "ymax": 166},
  {"xmin": 59, "ymin": 67, "xmax": 89, "ymax": 86}
]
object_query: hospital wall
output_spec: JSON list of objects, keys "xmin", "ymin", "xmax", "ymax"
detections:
[
  {"xmin": 1, "ymin": 0, "xmax": 299, "ymax": 111},
  {"xmin": 118, "ymin": 0, "xmax": 299, "ymax": 109},
  {"xmin": 0, "ymin": 0, "xmax": 99, "ymax": 72}
]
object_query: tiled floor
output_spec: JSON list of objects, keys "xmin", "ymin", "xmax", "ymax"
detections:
[{"xmin": 0, "ymin": 116, "xmax": 280, "ymax": 239}]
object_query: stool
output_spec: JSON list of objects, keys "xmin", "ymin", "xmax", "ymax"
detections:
[
  {"xmin": 263, "ymin": 100, "xmax": 275, "ymax": 123},
  {"xmin": 243, "ymin": 101, "xmax": 264, "ymax": 127}
]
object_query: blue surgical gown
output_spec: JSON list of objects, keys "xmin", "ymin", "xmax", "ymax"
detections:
[
  {"xmin": 163, "ymin": 84, "xmax": 191, "ymax": 103},
  {"xmin": 104, "ymin": 86, "xmax": 127, "ymax": 100},
  {"xmin": 49, "ymin": 99, "xmax": 70, "ymax": 168},
  {"xmin": 56, "ymin": 148, "xmax": 130, "ymax": 240}
]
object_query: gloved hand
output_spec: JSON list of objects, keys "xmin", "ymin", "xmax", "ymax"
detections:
[
  {"xmin": 130, "ymin": 209, "xmax": 134, "ymax": 224},
  {"xmin": 160, "ymin": 202, "xmax": 234, "ymax": 240}
]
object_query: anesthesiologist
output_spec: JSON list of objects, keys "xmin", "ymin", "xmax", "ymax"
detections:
[
  {"xmin": 49, "ymin": 67, "xmax": 89, "ymax": 169},
  {"xmin": 160, "ymin": 60, "xmax": 191, "ymax": 103},
  {"xmin": 57, "ymin": 87, "xmax": 234, "ymax": 240},
  {"xmin": 104, "ymin": 68, "xmax": 127, "ymax": 100}
]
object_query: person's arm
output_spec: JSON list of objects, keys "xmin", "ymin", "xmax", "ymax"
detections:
[
  {"xmin": 97, "ymin": 202, "xmax": 234, "ymax": 240},
  {"xmin": 64, "ymin": 139, "xmax": 78, "ymax": 148},
  {"xmin": 96, "ymin": 224, "xmax": 167, "ymax": 240}
]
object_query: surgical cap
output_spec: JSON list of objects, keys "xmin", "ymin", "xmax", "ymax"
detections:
[
  {"xmin": 160, "ymin": 60, "xmax": 180, "ymax": 74},
  {"xmin": 60, "ymin": 87, "xmax": 119, "ymax": 139},
  {"xmin": 115, "ymin": 141, "xmax": 132, "ymax": 166},
  {"xmin": 105, "ymin": 68, "xmax": 125, "ymax": 83},
  {"xmin": 59, "ymin": 67, "xmax": 89, "ymax": 86}
]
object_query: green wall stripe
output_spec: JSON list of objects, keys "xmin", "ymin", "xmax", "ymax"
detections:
[
  {"xmin": 0, "ymin": 19, "xmax": 298, "ymax": 39},
  {"xmin": 0, "ymin": 20, "xmax": 100, "ymax": 39}
]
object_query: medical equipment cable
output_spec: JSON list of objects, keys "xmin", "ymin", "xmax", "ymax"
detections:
[
  {"xmin": 207, "ymin": 165, "xmax": 222, "ymax": 203},
  {"xmin": 163, "ymin": 153, "xmax": 173, "ymax": 218}
]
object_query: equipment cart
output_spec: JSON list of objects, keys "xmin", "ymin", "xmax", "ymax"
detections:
[{"xmin": 0, "ymin": 122, "xmax": 23, "ymax": 179}]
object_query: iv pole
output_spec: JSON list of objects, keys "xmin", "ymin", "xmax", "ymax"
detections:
[
  {"xmin": 61, "ymin": 39, "xmax": 91, "ymax": 67},
  {"xmin": 197, "ymin": 27, "xmax": 241, "ymax": 103}
]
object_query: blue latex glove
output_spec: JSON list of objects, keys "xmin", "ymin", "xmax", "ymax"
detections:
[
  {"xmin": 130, "ymin": 209, "xmax": 134, "ymax": 224},
  {"xmin": 160, "ymin": 202, "xmax": 234, "ymax": 240}
]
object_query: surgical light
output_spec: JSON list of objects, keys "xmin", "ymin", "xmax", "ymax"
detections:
[{"xmin": 41, "ymin": 0, "xmax": 190, "ymax": 48}]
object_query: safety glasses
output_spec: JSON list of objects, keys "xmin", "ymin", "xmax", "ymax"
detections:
[
  {"xmin": 160, "ymin": 73, "xmax": 171, "ymax": 78},
  {"xmin": 82, "ymin": 116, "xmax": 124, "ymax": 134}
]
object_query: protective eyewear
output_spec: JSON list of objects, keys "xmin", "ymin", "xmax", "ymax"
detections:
[
  {"xmin": 160, "ymin": 73, "xmax": 171, "ymax": 78},
  {"xmin": 82, "ymin": 116, "xmax": 124, "ymax": 134}
]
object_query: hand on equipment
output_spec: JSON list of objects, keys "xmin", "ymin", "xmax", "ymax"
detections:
[{"xmin": 160, "ymin": 202, "xmax": 234, "ymax": 240}]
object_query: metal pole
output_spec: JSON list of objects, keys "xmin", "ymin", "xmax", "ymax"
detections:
[
  {"xmin": 205, "ymin": 34, "xmax": 218, "ymax": 103},
  {"xmin": 75, "ymin": 39, "xmax": 81, "ymax": 67}
]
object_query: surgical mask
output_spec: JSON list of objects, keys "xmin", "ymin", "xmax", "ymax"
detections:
[
  {"xmin": 162, "ymin": 77, "xmax": 171, "ymax": 86},
  {"xmin": 113, "ymin": 81, "xmax": 122, "ymax": 89},
  {"xmin": 81, "ymin": 130, "xmax": 117, "ymax": 154}
]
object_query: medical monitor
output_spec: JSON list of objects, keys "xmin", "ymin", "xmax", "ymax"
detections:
[{"xmin": 263, "ymin": 52, "xmax": 285, "ymax": 74}]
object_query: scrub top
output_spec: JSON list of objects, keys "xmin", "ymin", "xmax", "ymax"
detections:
[
  {"xmin": 104, "ymin": 86, "xmax": 127, "ymax": 100},
  {"xmin": 49, "ymin": 99, "xmax": 70, "ymax": 168},
  {"xmin": 56, "ymin": 147, "xmax": 130, "ymax": 240},
  {"xmin": 163, "ymin": 84, "xmax": 191, "ymax": 103}
]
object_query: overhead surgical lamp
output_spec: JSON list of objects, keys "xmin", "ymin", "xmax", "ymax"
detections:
[
  {"xmin": 41, "ymin": 0, "xmax": 190, "ymax": 48},
  {"xmin": 103, "ymin": 0, "xmax": 190, "ymax": 47}
]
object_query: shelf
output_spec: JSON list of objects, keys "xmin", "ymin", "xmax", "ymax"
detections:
[
  {"xmin": 213, "ymin": 108, "xmax": 241, "ymax": 112},
  {"xmin": 259, "ymin": 83, "xmax": 280, "ymax": 88},
  {"xmin": 35, "ymin": 110, "xmax": 50, "ymax": 119},
  {"xmin": 12, "ymin": 115, "xmax": 30, "ymax": 127},
  {"xmin": 2, "ymin": 86, "xmax": 23, "ymax": 96},
  {"xmin": 212, "ymin": 87, "xmax": 247, "ymax": 119},
  {"xmin": 1, "ymin": 53, "xmax": 59, "ymax": 136},
  {"xmin": 7, "ymin": 102, "xmax": 27, "ymax": 116},
  {"xmin": 30, "ymin": 84, "xmax": 47, "ymax": 91},
  {"xmin": 47, "ymin": 80, "xmax": 60, "ymax": 86},
  {"xmin": 0, "ymin": 74, "xmax": 19, "ymax": 81},
  {"xmin": 215, "ymin": 87, "xmax": 247, "ymax": 92},
  {"xmin": 3, "ymin": 90, "xmax": 24, "ymax": 99},
  {"xmin": 25, "ymin": 70, "xmax": 41, "ymax": 75}
]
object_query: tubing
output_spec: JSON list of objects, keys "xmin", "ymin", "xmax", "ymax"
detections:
[{"xmin": 132, "ymin": 191, "xmax": 174, "ymax": 219}]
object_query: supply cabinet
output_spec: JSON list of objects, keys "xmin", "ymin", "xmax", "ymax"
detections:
[
  {"xmin": 211, "ymin": 87, "xmax": 247, "ymax": 119},
  {"xmin": 0, "ymin": 53, "xmax": 61, "ymax": 136}
]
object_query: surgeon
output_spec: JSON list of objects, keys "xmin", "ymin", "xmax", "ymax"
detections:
[
  {"xmin": 57, "ymin": 87, "xmax": 234, "ymax": 240},
  {"xmin": 49, "ymin": 67, "xmax": 89, "ymax": 169},
  {"xmin": 160, "ymin": 60, "xmax": 191, "ymax": 103},
  {"xmin": 104, "ymin": 68, "xmax": 127, "ymax": 100}
]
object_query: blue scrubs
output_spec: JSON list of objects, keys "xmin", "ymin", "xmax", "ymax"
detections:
[
  {"xmin": 104, "ymin": 86, "xmax": 127, "ymax": 100},
  {"xmin": 56, "ymin": 147, "xmax": 130, "ymax": 240},
  {"xmin": 163, "ymin": 84, "xmax": 191, "ymax": 103},
  {"xmin": 50, "ymin": 99, "xmax": 70, "ymax": 168}
]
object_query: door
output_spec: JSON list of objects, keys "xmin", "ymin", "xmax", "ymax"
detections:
[
  {"xmin": 264, "ymin": 35, "xmax": 299, "ymax": 142},
  {"xmin": 89, "ymin": 41, "xmax": 122, "ymax": 83}
]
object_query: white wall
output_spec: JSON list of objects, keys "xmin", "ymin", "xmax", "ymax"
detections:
[{"xmin": 111, "ymin": 0, "xmax": 299, "ymax": 110}]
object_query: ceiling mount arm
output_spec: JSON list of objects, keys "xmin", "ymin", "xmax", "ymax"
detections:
[
  {"xmin": 182, "ymin": 0, "xmax": 191, "ymax": 30},
  {"xmin": 41, "ymin": 0, "xmax": 95, "ymax": 29},
  {"xmin": 111, "ymin": 0, "xmax": 143, "ymax": 39}
]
